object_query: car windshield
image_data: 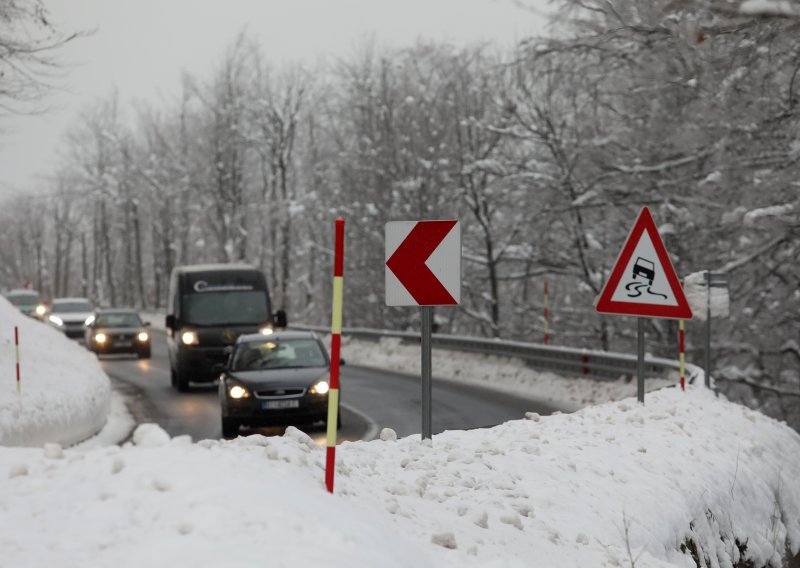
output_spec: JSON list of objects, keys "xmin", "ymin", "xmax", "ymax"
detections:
[
  {"xmin": 95, "ymin": 313, "xmax": 141, "ymax": 327},
  {"xmin": 52, "ymin": 301, "xmax": 92, "ymax": 313},
  {"xmin": 231, "ymin": 338, "xmax": 327, "ymax": 371},
  {"xmin": 181, "ymin": 291, "xmax": 268, "ymax": 326},
  {"xmin": 6, "ymin": 293, "xmax": 38, "ymax": 306}
]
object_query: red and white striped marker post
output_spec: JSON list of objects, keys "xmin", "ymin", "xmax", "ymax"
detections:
[
  {"xmin": 543, "ymin": 280, "xmax": 550, "ymax": 345},
  {"xmin": 679, "ymin": 319, "xmax": 686, "ymax": 391},
  {"xmin": 325, "ymin": 217, "xmax": 345, "ymax": 494},
  {"xmin": 15, "ymin": 326, "xmax": 20, "ymax": 394}
]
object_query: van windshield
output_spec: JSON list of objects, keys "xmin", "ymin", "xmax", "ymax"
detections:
[
  {"xmin": 7, "ymin": 293, "xmax": 39, "ymax": 306},
  {"xmin": 182, "ymin": 291, "xmax": 268, "ymax": 326},
  {"xmin": 52, "ymin": 300, "xmax": 92, "ymax": 313}
]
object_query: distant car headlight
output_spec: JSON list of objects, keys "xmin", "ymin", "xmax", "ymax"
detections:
[
  {"xmin": 228, "ymin": 385, "xmax": 250, "ymax": 399},
  {"xmin": 137, "ymin": 332, "xmax": 149, "ymax": 342},
  {"xmin": 35, "ymin": 304, "xmax": 46, "ymax": 316},
  {"xmin": 94, "ymin": 333, "xmax": 107, "ymax": 345},
  {"xmin": 49, "ymin": 315, "xmax": 64, "ymax": 327},
  {"xmin": 259, "ymin": 326, "xmax": 273, "ymax": 335},
  {"xmin": 310, "ymin": 380, "xmax": 330, "ymax": 395},
  {"xmin": 84, "ymin": 315, "xmax": 95, "ymax": 326},
  {"xmin": 181, "ymin": 331, "xmax": 198, "ymax": 345}
]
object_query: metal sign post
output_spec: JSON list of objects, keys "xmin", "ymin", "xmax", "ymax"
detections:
[
  {"xmin": 594, "ymin": 208, "xmax": 693, "ymax": 404},
  {"xmin": 704, "ymin": 271, "xmax": 730, "ymax": 388},
  {"xmin": 385, "ymin": 220, "xmax": 461, "ymax": 441},
  {"xmin": 421, "ymin": 306, "xmax": 433, "ymax": 439},
  {"xmin": 637, "ymin": 318, "xmax": 645, "ymax": 403}
]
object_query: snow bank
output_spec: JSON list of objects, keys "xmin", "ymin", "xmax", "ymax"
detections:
[
  {"xmin": 340, "ymin": 335, "xmax": 675, "ymax": 410},
  {"xmin": 2, "ymin": 388, "xmax": 798, "ymax": 567},
  {"xmin": 0, "ymin": 298, "xmax": 110, "ymax": 447}
]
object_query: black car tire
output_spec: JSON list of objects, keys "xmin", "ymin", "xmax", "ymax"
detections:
[
  {"xmin": 176, "ymin": 371, "xmax": 190, "ymax": 392},
  {"xmin": 221, "ymin": 417, "xmax": 240, "ymax": 439}
]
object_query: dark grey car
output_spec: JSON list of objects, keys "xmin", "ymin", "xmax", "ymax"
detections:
[
  {"xmin": 85, "ymin": 309, "xmax": 151, "ymax": 358},
  {"xmin": 219, "ymin": 331, "xmax": 340, "ymax": 438}
]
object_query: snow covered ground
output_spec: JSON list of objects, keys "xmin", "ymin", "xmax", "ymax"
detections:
[
  {"xmin": 1, "ymin": 387, "xmax": 798, "ymax": 567},
  {"xmin": 0, "ymin": 298, "xmax": 111, "ymax": 447}
]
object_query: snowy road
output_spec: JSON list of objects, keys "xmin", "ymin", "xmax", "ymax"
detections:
[{"xmin": 99, "ymin": 330, "xmax": 559, "ymax": 442}]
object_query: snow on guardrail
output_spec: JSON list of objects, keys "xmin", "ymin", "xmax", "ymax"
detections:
[{"xmin": 293, "ymin": 324, "xmax": 703, "ymax": 381}]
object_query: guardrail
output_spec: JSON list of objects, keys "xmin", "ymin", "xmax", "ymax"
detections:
[{"xmin": 292, "ymin": 324, "xmax": 704, "ymax": 385}]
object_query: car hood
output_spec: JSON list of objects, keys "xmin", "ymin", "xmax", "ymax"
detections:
[
  {"xmin": 53, "ymin": 312, "xmax": 94, "ymax": 323},
  {"xmin": 228, "ymin": 367, "xmax": 328, "ymax": 388}
]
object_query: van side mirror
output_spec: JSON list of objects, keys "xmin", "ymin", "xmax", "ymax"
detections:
[
  {"xmin": 165, "ymin": 315, "xmax": 175, "ymax": 329},
  {"xmin": 274, "ymin": 310, "xmax": 287, "ymax": 328},
  {"xmin": 340, "ymin": 358, "xmax": 346, "ymax": 366}
]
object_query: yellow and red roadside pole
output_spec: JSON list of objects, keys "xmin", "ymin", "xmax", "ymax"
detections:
[
  {"xmin": 15, "ymin": 326, "xmax": 20, "ymax": 394},
  {"xmin": 679, "ymin": 319, "xmax": 686, "ymax": 392},
  {"xmin": 325, "ymin": 217, "xmax": 345, "ymax": 494}
]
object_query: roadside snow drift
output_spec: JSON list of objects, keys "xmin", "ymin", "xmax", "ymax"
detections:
[
  {"xmin": 0, "ymin": 298, "xmax": 110, "ymax": 446},
  {"xmin": 2, "ymin": 388, "xmax": 799, "ymax": 567}
]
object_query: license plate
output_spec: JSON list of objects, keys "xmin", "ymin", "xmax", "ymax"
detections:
[
  {"xmin": 263, "ymin": 400, "xmax": 300, "ymax": 410},
  {"xmin": 116, "ymin": 341, "xmax": 133, "ymax": 348}
]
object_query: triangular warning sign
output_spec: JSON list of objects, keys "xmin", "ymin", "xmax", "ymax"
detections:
[{"xmin": 594, "ymin": 207, "xmax": 693, "ymax": 319}]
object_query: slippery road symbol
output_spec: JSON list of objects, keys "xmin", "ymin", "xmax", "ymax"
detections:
[{"xmin": 625, "ymin": 257, "xmax": 668, "ymax": 300}]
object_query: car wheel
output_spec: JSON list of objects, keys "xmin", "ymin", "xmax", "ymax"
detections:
[
  {"xmin": 221, "ymin": 417, "xmax": 240, "ymax": 439},
  {"xmin": 176, "ymin": 372, "xmax": 190, "ymax": 392}
]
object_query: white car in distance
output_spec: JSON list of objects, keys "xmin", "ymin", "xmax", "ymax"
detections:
[{"xmin": 47, "ymin": 297, "xmax": 95, "ymax": 341}]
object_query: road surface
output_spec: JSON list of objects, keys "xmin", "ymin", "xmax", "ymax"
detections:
[{"xmin": 99, "ymin": 330, "xmax": 560, "ymax": 443}]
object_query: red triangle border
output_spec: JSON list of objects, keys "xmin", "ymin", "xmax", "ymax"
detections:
[{"xmin": 594, "ymin": 207, "xmax": 693, "ymax": 320}]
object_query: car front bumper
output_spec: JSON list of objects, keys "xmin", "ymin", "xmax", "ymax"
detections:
[{"xmin": 222, "ymin": 393, "xmax": 331, "ymax": 426}]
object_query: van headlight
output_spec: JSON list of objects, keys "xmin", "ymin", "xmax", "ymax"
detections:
[
  {"xmin": 84, "ymin": 315, "xmax": 95, "ymax": 326},
  {"xmin": 49, "ymin": 315, "xmax": 64, "ymax": 327},
  {"xmin": 259, "ymin": 326, "xmax": 273, "ymax": 335},
  {"xmin": 181, "ymin": 331, "xmax": 198, "ymax": 345}
]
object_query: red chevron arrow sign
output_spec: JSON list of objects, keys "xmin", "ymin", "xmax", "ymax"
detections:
[{"xmin": 385, "ymin": 220, "xmax": 461, "ymax": 306}]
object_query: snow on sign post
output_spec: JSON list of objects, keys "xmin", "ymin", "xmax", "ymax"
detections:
[
  {"xmin": 386, "ymin": 220, "xmax": 461, "ymax": 440},
  {"xmin": 594, "ymin": 207, "xmax": 692, "ymax": 403}
]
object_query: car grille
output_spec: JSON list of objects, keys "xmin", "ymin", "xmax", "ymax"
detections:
[
  {"xmin": 110, "ymin": 333, "xmax": 137, "ymax": 342},
  {"xmin": 255, "ymin": 387, "xmax": 306, "ymax": 398}
]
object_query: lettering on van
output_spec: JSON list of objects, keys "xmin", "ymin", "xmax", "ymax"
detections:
[{"xmin": 193, "ymin": 281, "xmax": 255, "ymax": 293}]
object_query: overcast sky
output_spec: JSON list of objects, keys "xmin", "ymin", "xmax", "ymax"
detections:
[{"xmin": 0, "ymin": 0, "xmax": 547, "ymax": 195}]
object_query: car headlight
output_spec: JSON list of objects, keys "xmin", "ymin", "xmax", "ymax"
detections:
[
  {"xmin": 84, "ymin": 315, "xmax": 95, "ymax": 326},
  {"xmin": 310, "ymin": 380, "xmax": 330, "ymax": 395},
  {"xmin": 259, "ymin": 326, "xmax": 273, "ymax": 335},
  {"xmin": 228, "ymin": 384, "xmax": 250, "ymax": 399},
  {"xmin": 94, "ymin": 333, "xmax": 107, "ymax": 345},
  {"xmin": 137, "ymin": 332, "xmax": 149, "ymax": 342},
  {"xmin": 181, "ymin": 331, "xmax": 198, "ymax": 345},
  {"xmin": 35, "ymin": 305, "xmax": 46, "ymax": 316},
  {"xmin": 49, "ymin": 315, "xmax": 63, "ymax": 327}
]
